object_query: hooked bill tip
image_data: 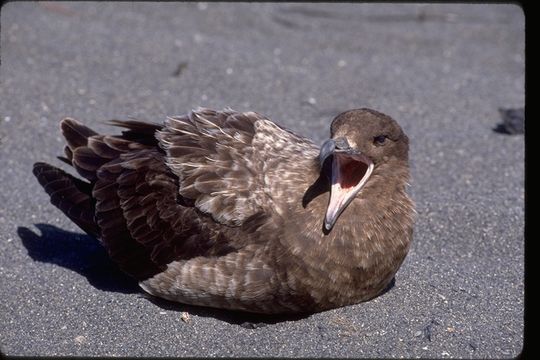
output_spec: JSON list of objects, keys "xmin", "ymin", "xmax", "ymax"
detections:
[{"xmin": 324, "ymin": 219, "xmax": 334, "ymax": 231}]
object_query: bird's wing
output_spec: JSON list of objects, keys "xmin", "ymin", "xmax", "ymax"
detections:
[
  {"xmin": 44, "ymin": 110, "xmax": 318, "ymax": 280},
  {"xmin": 51, "ymin": 118, "xmax": 241, "ymax": 280},
  {"xmin": 157, "ymin": 108, "xmax": 320, "ymax": 227},
  {"xmin": 92, "ymin": 145, "xmax": 239, "ymax": 279}
]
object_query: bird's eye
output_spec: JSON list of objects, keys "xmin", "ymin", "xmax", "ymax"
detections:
[{"xmin": 373, "ymin": 135, "xmax": 387, "ymax": 146}]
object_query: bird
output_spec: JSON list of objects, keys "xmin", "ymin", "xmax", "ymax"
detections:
[{"xmin": 32, "ymin": 107, "xmax": 415, "ymax": 314}]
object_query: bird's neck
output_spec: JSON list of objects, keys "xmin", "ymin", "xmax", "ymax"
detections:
[{"xmin": 283, "ymin": 159, "xmax": 413, "ymax": 265}]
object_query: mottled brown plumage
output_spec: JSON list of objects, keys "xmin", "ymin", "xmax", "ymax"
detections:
[{"xmin": 33, "ymin": 107, "xmax": 414, "ymax": 314}]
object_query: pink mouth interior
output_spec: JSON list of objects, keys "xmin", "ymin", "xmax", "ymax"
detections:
[{"xmin": 337, "ymin": 155, "xmax": 369, "ymax": 189}]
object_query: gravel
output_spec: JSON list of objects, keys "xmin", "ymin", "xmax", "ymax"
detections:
[{"xmin": 0, "ymin": 2, "xmax": 524, "ymax": 357}]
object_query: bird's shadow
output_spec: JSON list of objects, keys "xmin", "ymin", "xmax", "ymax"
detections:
[
  {"xmin": 18, "ymin": 223, "xmax": 140, "ymax": 294},
  {"xmin": 145, "ymin": 296, "xmax": 309, "ymax": 328},
  {"xmin": 17, "ymin": 224, "xmax": 309, "ymax": 327}
]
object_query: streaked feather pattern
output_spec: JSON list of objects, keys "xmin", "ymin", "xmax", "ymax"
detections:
[
  {"xmin": 33, "ymin": 107, "xmax": 414, "ymax": 314},
  {"xmin": 157, "ymin": 108, "xmax": 318, "ymax": 226}
]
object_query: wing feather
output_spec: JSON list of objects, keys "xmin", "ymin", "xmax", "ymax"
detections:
[
  {"xmin": 37, "ymin": 109, "xmax": 310, "ymax": 281},
  {"xmin": 157, "ymin": 108, "xmax": 319, "ymax": 226}
]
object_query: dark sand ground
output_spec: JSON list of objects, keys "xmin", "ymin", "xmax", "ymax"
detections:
[{"xmin": 0, "ymin": 3, "xmax": 524, "ymax": 357}]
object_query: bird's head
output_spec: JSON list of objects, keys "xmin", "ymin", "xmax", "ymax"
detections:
[{"xmin": 319, "ymin": 108, "xmax": 409, "ymax": 231}]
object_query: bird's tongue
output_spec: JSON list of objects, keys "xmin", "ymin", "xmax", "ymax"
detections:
[
  {"xmin": 324, "ymin": 153, "xmax": 373, "ymax": 230},
  {"xmin": 338, "ymin": 156, "xmax": 370, "ymax": 188}
]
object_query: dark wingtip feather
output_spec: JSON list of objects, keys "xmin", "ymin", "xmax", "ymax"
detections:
[
  {"xmin": 104, "ymin": 119, "xmax": 162, "ymax": 147},
  {"xmin": 64, "ymin": 145, "xmax": 73, "ymax": 163},
  {"xmin": 57, "ymin": 155, "xmax": 72, "ymax": 166},
  {"xmin": 32, "ymin": 162, "xmax": 99, "ymax": 237},
  {"xmin": 61, "ymin": 117, "xmax": 98, "ymax": 149},
  {"xmin": 33, "ymin": 162, "xmax": 59, "ymax": 186},
  {"xmin": 105, "ymin": 119, "xmax": 162, "ymax": 133},
  {"xmin": 33, "ymin": 162, "xmax": 48, "ymax": 181}
]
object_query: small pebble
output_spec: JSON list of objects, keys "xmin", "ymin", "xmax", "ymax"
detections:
[
  {"xmin": 496, "ymin": 108, "xmax": 524, "ymax": 135},
  {"xmin": 193, "ymin": 33, "xmax": 203, "ymax": 43},
  {"xmin": 180, "ymin": 312, "xmax": 191, "ymax": 323}
]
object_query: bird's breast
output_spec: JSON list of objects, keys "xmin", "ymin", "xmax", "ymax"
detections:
[{"xmin": 274, "ymin": 190, "xmax": 413, "ymax": 309}]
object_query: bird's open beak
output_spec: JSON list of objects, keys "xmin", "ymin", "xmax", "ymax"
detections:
[{"xmin": 319, "ymin": 138, "xmax": 374, "ymax": 231}]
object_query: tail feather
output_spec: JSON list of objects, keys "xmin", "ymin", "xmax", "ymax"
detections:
[{"xmin": 33, "ymin": 162, "xmax": 99, "ymax": 237}]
